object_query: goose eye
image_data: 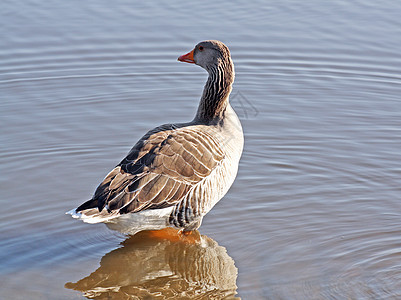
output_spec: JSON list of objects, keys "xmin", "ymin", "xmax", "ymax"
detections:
[{"xmin": 199, "ymin": 46, "xmax": 204, "ymax": 51}]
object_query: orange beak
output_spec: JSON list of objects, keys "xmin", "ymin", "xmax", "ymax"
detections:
[{"xmin": 178, "ymin": 49, "xmax": 195, "ymax": 64}]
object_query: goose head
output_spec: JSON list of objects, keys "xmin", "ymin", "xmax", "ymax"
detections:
[
  {"xmin": 178, "ymin": 40, "xmax": 233, "ymax": 73},
  {"xmin": 178, "ymin": 40, "xmax": 235, "ymax": 121}
]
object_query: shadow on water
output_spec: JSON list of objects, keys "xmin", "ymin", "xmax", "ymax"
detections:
[{"xmin": 65, "ymin": 230, "xmax": 239, "ymax": 299}]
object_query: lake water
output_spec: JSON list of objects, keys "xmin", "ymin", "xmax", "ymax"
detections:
[{"xmin": 1, "ymin": 0, "xmax": 401, "ymax": 299}]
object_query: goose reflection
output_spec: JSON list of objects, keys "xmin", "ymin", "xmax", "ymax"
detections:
[{"xmin": 65, "ymin": 230, "xmax": 239, "ymax": 299}]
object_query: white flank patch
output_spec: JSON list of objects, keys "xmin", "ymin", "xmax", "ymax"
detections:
[
  {"xmin": 66, "ymin": 206, "xmax": 175, "ymax": 235},
  {"xmin": 66, "ymin": 208, "xmax": 80, "ymax": 218},
  {"xmin": 105, "ymin": 207, "xmax": 175, "ymax": 235},
  {"xmin": 65, "ymin": 208, "xmax": 119, "ymax": 224}
]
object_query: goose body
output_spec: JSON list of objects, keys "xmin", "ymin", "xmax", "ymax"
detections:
[{"xmin": 68, "ymin": 40, "xmax": 243, "ymax": 235}]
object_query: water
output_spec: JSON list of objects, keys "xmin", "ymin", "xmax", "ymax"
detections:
[{"xmin": 1, "ymin": 0, "xmax": 401, "ymax": 299}]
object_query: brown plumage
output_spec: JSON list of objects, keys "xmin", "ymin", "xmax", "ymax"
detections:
[{"xmin": 68, "ymin": 40, "xmax": 243, "ymax": 234}]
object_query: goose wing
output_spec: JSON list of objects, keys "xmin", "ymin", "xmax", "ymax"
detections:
[{"xmin": 76, "ymin": 124, "xmax": 225, "ymax": 216}]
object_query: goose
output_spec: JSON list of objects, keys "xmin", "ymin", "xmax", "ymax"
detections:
[{"xmin": 68, "ymin": 40, "xmax": 243, "ymax": 235}]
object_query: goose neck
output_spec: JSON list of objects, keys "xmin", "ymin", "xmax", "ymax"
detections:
[{"xmin": 195, "ymin": 62, "xmax": 234, "ymax": 122}]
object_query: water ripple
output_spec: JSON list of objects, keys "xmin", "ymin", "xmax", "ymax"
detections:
[{"xmin": 2, "ymin": 0, "xmax": 401, "ymax": 298}]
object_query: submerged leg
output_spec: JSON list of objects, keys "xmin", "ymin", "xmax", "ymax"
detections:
[
  {"xmin": 182, "ymin": 230, "xmax": 192, "ymax": 236},
  {"xmin": 145, "ymin": 227, "xmax": 200, "ymax": 243}
]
